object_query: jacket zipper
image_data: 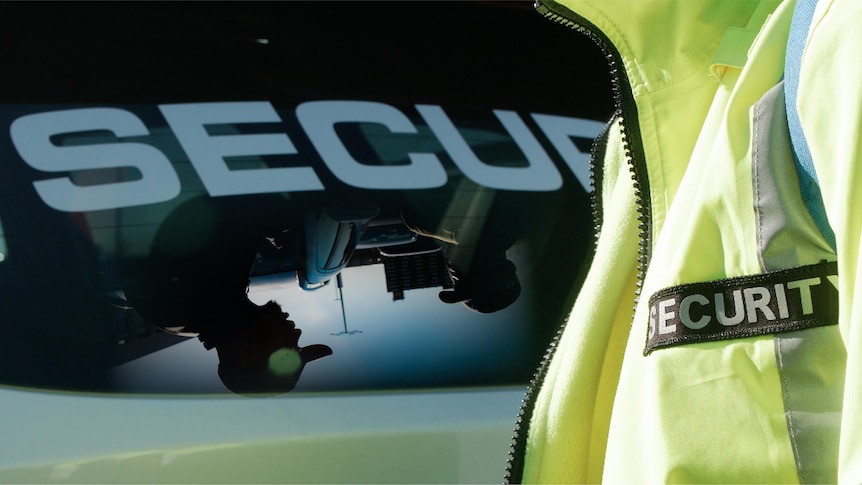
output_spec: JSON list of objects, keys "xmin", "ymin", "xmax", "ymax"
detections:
[{"xmin": 503, "ymin": 1, "xmax": 650, "ymax": 482}]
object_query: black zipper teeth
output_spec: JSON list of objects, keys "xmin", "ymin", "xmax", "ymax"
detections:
[{"xmin": 503, "ymin": 1, "xmax": 650, "ymax": 482}]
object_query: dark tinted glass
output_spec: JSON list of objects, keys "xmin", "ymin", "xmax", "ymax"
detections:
[{"xmin": 0, "ymin": 2, "xmax": 612, "ymax": 394}]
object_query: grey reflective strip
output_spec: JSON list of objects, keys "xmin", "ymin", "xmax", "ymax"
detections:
[
  {"xmin": 774, "ymin": 328, "xmax": 844, "ymax": 484},
  {"xmin": 751, "ymin": 81, "xmax": 834, "ymax": 272},
  {"xmin": 752, "ymin": 81, "xmax": 843, "ymax": 483}
]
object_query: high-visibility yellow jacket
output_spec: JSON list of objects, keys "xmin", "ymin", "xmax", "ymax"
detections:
[{"xmin": 511, "ymin": 0, "xmax": 862, "ymax": 483}]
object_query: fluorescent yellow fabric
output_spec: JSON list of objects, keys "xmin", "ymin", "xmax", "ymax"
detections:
[
  {"xmin": 523, "ymin": 120, "xmax": 640, "ymax": 482},
  {"xmin": 522, "ymin": 0, "xmax": 857, "ymax": 483},
  {"xmin": 800, "ymin": 1, "xmax": 862, "ymax": 481}
]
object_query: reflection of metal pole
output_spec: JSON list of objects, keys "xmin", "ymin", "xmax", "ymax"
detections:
[{"xmin": 331, "ymin": 272, "xmax": 363, "ymax": 336}]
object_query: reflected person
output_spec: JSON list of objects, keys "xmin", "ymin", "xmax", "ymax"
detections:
[
  {"xmin": 395, "ymin": 177, "xmax": 589, "ymax": 315},
  {"xmin": 397, "ymin": 182, "xmax": 521, "ymax": 314},
  {"xmin": 121, "ymin": 195, "xmax": 331, "ymax": 395}
]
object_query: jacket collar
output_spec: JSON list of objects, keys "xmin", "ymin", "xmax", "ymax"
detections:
[
  {"xmin": 541, "ymin": 0, "xmax": 776, "ymax": 236},
  {"xmin": 549, "ymin": 1, "xmax": 766, "ymax": 93}
]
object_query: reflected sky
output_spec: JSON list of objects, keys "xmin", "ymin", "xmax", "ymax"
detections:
[{"xmin": 111, "ymin": 261, "xmax": 534, "ymax": 394}]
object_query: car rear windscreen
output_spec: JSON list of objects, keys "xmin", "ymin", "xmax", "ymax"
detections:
[{"xmin": 0, "ymin": 2, "xmax": 612, "ymax": 394}]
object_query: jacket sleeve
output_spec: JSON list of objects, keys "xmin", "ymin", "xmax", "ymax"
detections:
[{"xmin": 796, "ymin": 0, "xmax": 862, "ymax": 481}]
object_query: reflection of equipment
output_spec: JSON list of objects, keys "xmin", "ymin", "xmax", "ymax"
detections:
[
  {"xmin": 252, "ymin": 202, "xmax": 436, "ymax": 295},
  {"xmin": 356, "ymin": 215, "xmax": 418, "ymax": 250},
  {"xmin": 297, "ymin": 205, "xmax": 379, "ymax": 290},
  {"xmin": 378, "ymin": 236, "xmax": 441, "ymax": 257},
  {"xmin": 330, "ymin": 273, "xmax": 362, "ymax": 336}
]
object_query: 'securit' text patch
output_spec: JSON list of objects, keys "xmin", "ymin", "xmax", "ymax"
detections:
[{"xmin": 645, "ymin": 261, "xmax": 838, "ymax": 354}]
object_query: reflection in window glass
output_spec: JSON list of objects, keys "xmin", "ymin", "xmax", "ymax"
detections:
[
  {"xmin": 0, "ymin": 2, "xmax": 614, "ymax": 395},
  {"xmin": 0, "ymin": 216, "xmax": 6, "ymax": 262},
  {"xmin": 0, "ymin": 102, "xmax": 601, "ymax": 395}
]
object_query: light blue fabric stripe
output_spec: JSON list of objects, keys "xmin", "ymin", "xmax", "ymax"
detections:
[{"xmin": 784, "ymin": 0, "xmax": 836, "ymax": 249}]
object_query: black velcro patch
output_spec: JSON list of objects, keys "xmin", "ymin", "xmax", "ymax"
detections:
[{"xmin": 644, "ymin": 261, "xmax": 838, "ymax": 355}]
